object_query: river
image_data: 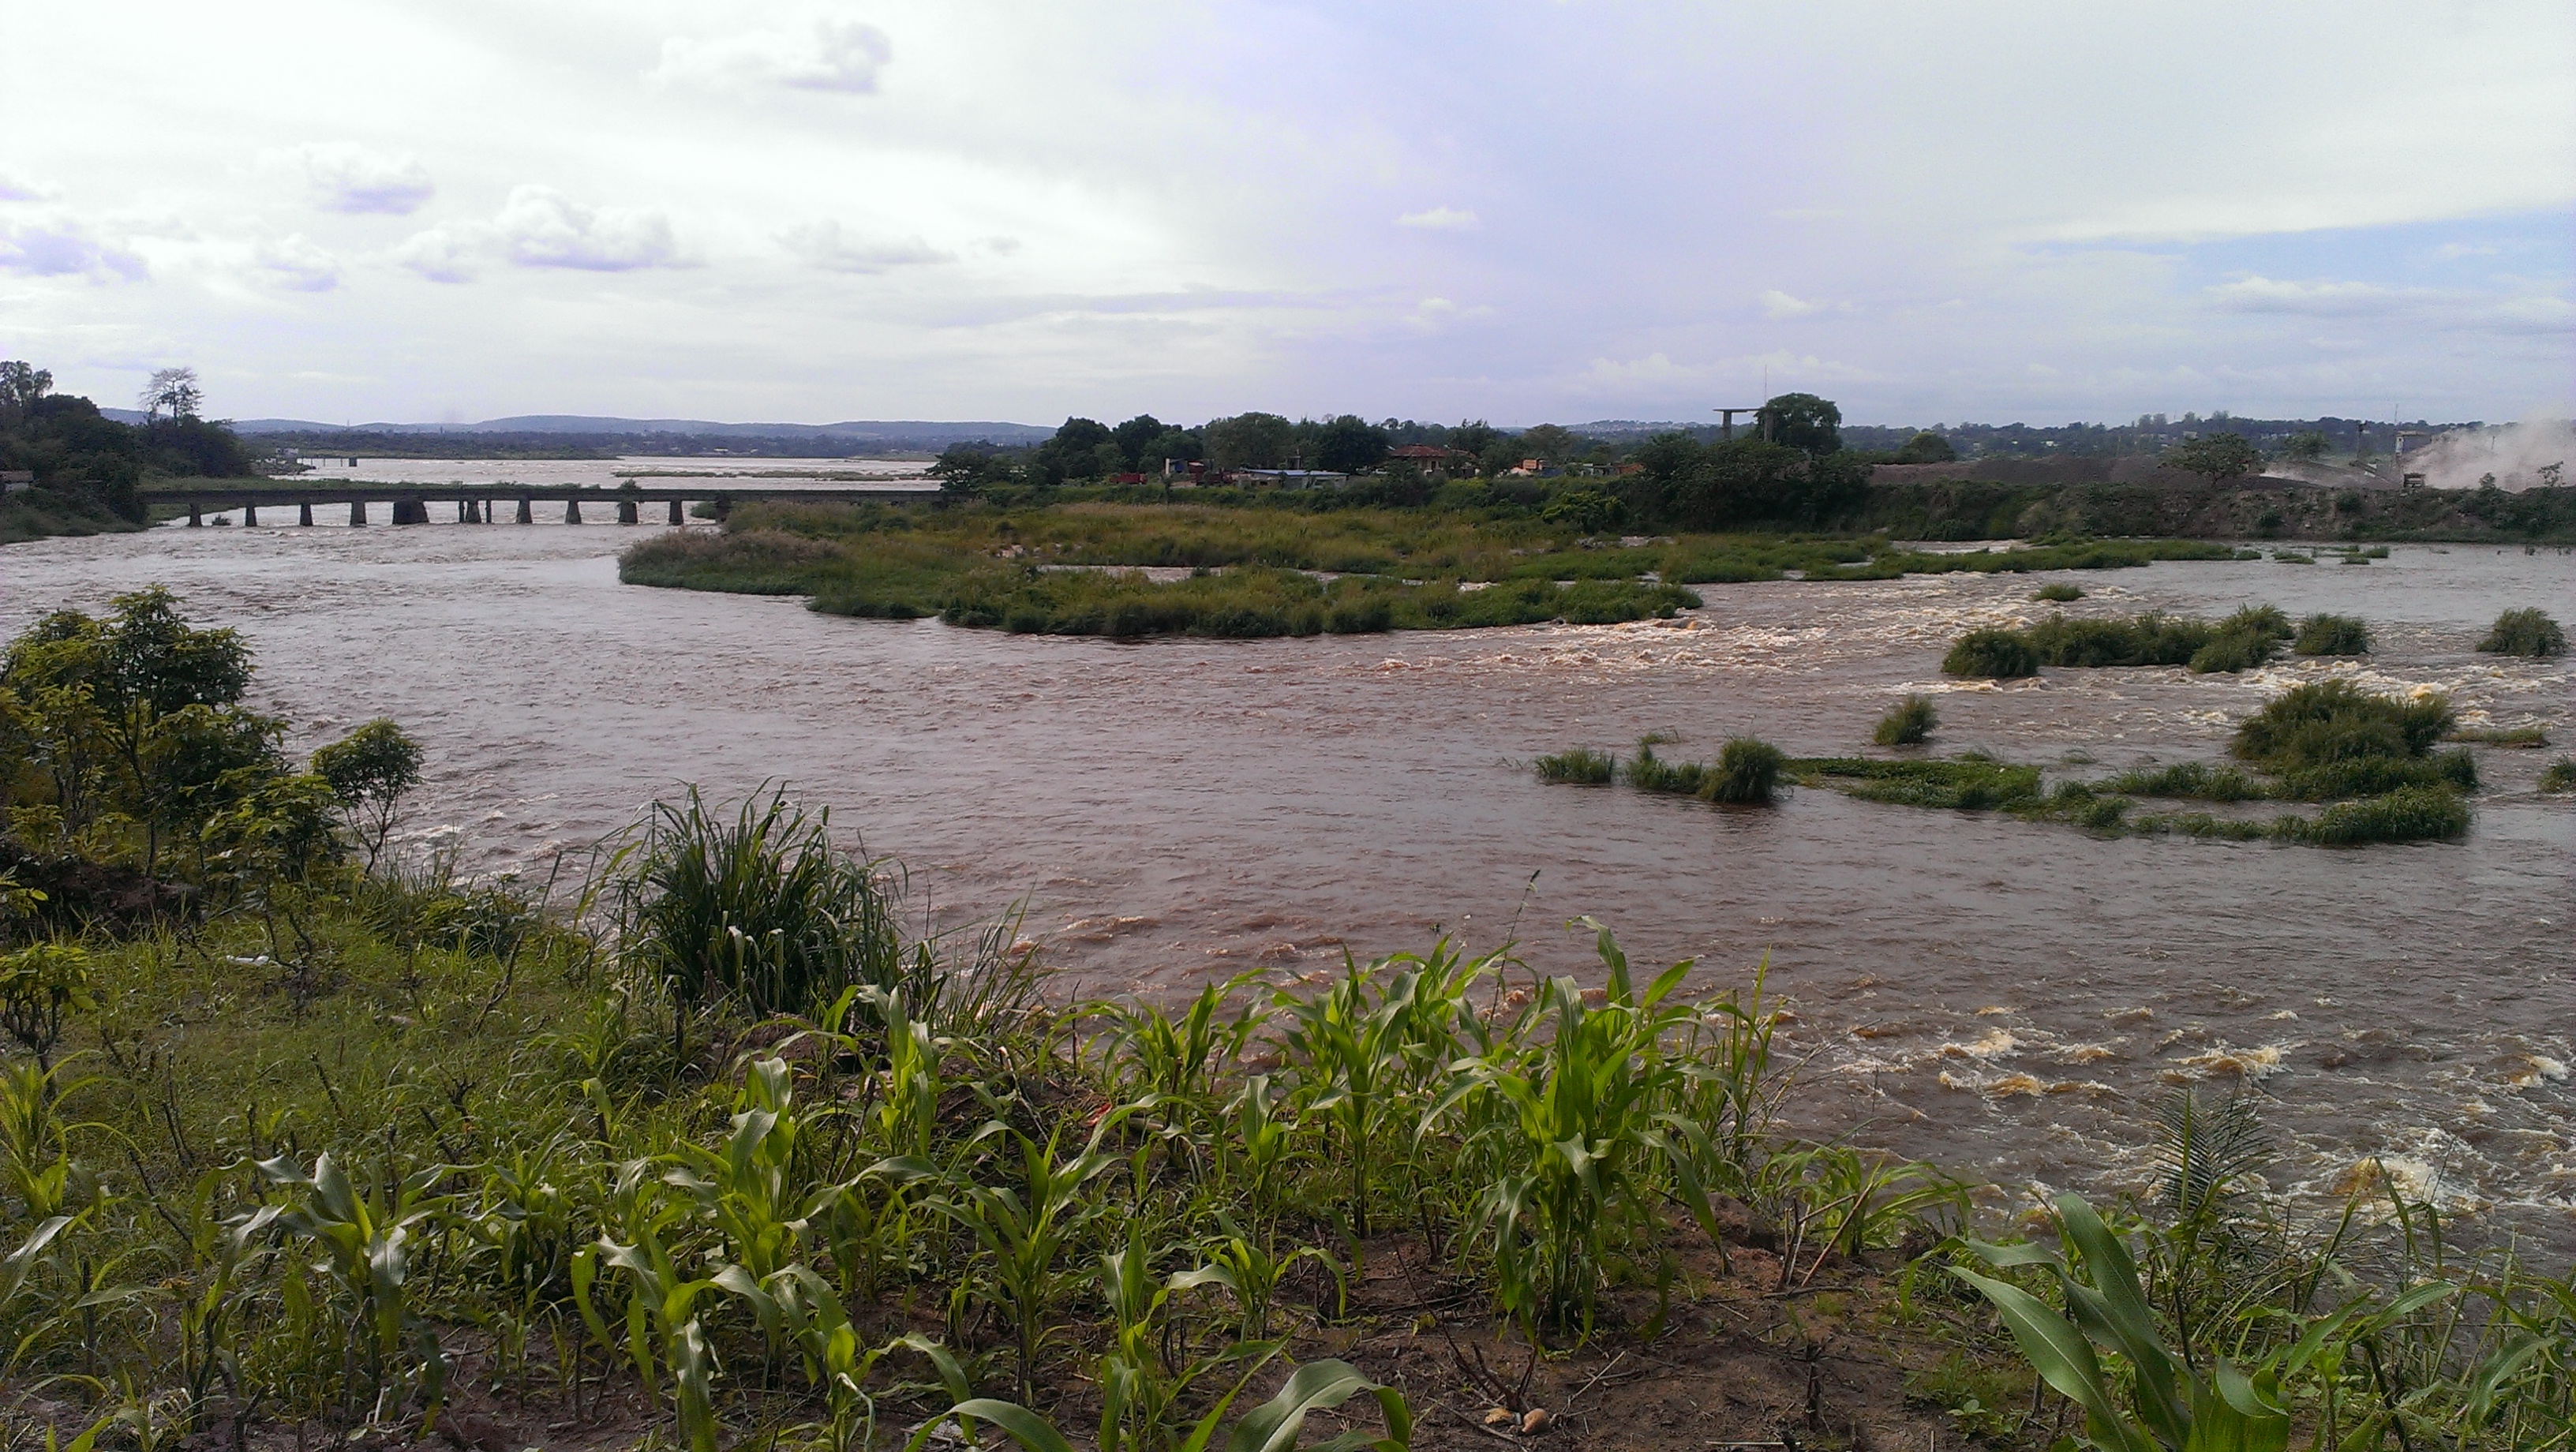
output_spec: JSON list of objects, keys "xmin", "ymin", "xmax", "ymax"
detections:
[{"xmin": 5, "ymin": 515, "xmax": 2570, "ymax": 1237}]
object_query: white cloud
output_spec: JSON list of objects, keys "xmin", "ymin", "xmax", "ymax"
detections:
[
  {"xmin": 0, "ymin": 216, "xmax": 145, "ymax": 280},
  {"xmin": 2203, "ymin": 276, "xmax": 2422, "ymax": 316},
  {"xmin": 395, "ymin": 185, "xmax": 685, "ymax": 280},
  {"xmin": 779, "ymin": 219, "xmax": 951, "ymax": 273},
  {"xmin": 650, "ymin": 17, "xmax": 891, "ymax": 94},
  {"xmin": 1408, "ymin": 295, "xmax": 1494, "ymax": 330},
  {"xmin": 1395, "ymin": 206, "xmax": 1477, "ymax": 231},
  {"xmin": 272, "ymin": 142, "xmax": 435, "ymax": 214},
  {"xmin": 252, "ymin": 234, "xmax": 340, "ymax": 292},
  {"xmin": 1759, "ymin": 288, "xmax": 1822, "ymax": 319},
  {"xmin": 0, "ymin": 174, "xmax": 56, "ymax": 203}
]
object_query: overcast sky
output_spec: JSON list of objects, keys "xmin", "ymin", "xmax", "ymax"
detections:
[{"xmin": 5, "ymin": 2, "xmax": 2570, "ymax": 427}]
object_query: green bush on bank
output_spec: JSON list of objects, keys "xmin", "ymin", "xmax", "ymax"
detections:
[
  {"xmin": 2476, "ymin": 607, "xmax": 2567, "ymax": 658},
  {"xmin": 2293, "ymin": 612, "xmax": 2372, "ymax": 656}
]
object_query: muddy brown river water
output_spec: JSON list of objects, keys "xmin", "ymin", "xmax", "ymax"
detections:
[{"xmin": 6, "ymin": 516, "xmax": 2571, "ymax": 1238}]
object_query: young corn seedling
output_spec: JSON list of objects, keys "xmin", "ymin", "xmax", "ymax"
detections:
[
  {"xmin": 916, "ymin": 1356, "xmax": 1413, "ymax": 1452},
  {"xmin": 256, "ymin": 1151, "xmax": 455, "ymax": 1428}
]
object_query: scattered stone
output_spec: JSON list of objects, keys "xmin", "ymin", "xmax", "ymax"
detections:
[
  {"xmin": 1483, "ymin": 1407, "xmax": 1515, "ymax": 1427},
  {"xmin": 1520, "ymin": 1407, "xmax": 1552, "ymax": 1435}
]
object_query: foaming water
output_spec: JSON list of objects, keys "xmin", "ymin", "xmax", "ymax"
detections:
[{"xmin": 5, "ymin": 525, "xmax": 2570, "ymax": 1238}]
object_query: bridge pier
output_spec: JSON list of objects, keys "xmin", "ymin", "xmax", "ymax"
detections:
[
  {"xmin": 350, "ymin": 502, "xmax": 368, "ymax": 526},
  {"xmin": 391, "ymin": 500, "xmax": 429, "ymax": 526},
  {"xmin": 243, "ymin": 504, "xmax": 258, "ymax": 527},
  {"xmin": 668, "ymin": 499, "xmax": 683, "ymax": 525},
  {"xmin": 616, "ymin": 498, "xmax": 639, "ymax": 525},
  {"xmin": 564, "ymin": 500, "xmax": 582, "ymax": 524},
  {"xmin": 299, "ymin": 503, "xmax": 313, "ymax": 526},
  {"xmin": 187, "ymin": 503, "xmax": 202, "ymax": 526},
  {"xmin": 517, "ymin": 497, "xmax": 533, "ymax": 524}
]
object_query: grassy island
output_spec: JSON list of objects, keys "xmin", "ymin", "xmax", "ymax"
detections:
[{"xmin": 620, "ymin": 496, "xmax": 2237, "ymax": 638}]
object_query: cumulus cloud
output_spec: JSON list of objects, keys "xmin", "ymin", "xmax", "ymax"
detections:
[
  {"xmin": 0, "ymin": 174, "xmax": 55, "ymax": 202},
  {"xmin": 651, "ymin": 17, "xmax": 892, "ymax": 94},
  {"xmin": 779, "ymin": 219, "xmax": 951, "ymax": 272},
  {"xmin": 395, "ymin": 185, "xmax": 686, "ymax": 280},
  {"xmin": 252, "ymin": 234, "xmax": 340, "ymax": 292},
  {"xmin": 1408, "ymin": 295, "xmax": 1495, "ymax": 330},
  {"xmin": 1395, "ymin": 206, "xmax": 1477, "ymax": 230},
  {"xmin": 274, "ymin": 142, "xmax": 436, "ymax": 214},
  {"xmin": 1758, "ymin": 288, "xmax": 1822, "ymax": 319},
  {"xmin": 2203, "ymin": 275, "xmax": 2424, "ymax": 316},
  {"xmin": 0, "ymin": 216, "xmax": 145, "ymax": 280}
]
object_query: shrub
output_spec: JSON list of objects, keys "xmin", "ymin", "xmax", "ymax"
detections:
[
  {"xmin": 2271, "ymin": 748, "xmax": 2476, "ymax": 802},
  {"xmin": 2292, "ymin": 613, "xmax": 2371, "ymax": 656},
  {"xmin": 2476, "ymin": 608, "xmax": 2567, "ymax": 658},
  {"xmin": 1701, "ymin": 738, "xmax": 1787, "ymax": 805},
  {"xmin": 2106, "ymin": 762, "xmax": 2270, "ymax": 802},
  {"xmin": 2031, "ymin": 582, "xmax": 2084, "ymax": 602},
  {"xmin": 2540, "ymin": 758, "xmax": 2575, "ymax": 794},
  {"xmin": 1535, "ymin": 747, "xmax": 1616, "ymax": 784},
  {"xmin": 2232, "ymin": 679, "xmax": 2453, "ymax": 770},
  {"xmin": 2187, "ymin": 632, "xmax": 2273, "ymax": 674},
  {"xmin": 2222, "ymin": 604, "xmax": 2293, "ymax": 640},
  {"xmin": 1874, "ymin": 694, "xmax": 1938, "ymax": 747},
  {"xmin": 2278, "ymin": 785, "xmax": 2470, "ymax": 845},
  {"xmin": 1942, "ymin": 628, "xmax": 2039, "ymax": 679}
]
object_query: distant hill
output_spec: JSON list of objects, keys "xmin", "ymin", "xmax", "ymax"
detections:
[{"xmin": 99, "ymin": 410, "xmax": 1052, "ymax": 447}]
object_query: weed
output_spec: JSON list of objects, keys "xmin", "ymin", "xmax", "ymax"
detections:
[
  {"xmin": 2293, "ymin": 613, "xmax": 2372, "ymax": 656},
  {"xmin": 2542, "ymin": 758, "xmax": 2576, "ymax": 793},
  {"xmin": 1623, "ymin": 740, "xmax": 1708, "ymax": 795},
  {"xmin": 1942, "ymin": 629, "xmax": 2039, "ymax": 679},
  {"xmin": 2106, "ymin": 763, "xmax": 2270, "ymax": 803},
  {"xmin": 1873, "ymin": 694, "xmax": 1938, "ymax": 747},
  {"xmin": 1792, "ymin": 758, "xmax": 2045, "ymax": 811},
  {"xmin": 1701, "ymin": 738, "xmax": 1787, "ymax": 805},
  {"xmin": 2277, "ymin": 785, "xmax": 2471, "ymax": 844},
  {"xmin": 2232, "ymin": 679, "xmax": 2453, "ymax": 771},
  {"xmin": 2443, "ymin": 725, "xmax": 2548, "ymax": 747},
  {"xmin": 1533, "ymin": 747, "xmax": 1615, "ymax": 785},
  {"xmin": 2475, "ymin": 608, "xmax": 2567, "ymax": 658},
  {"xmin": 2032, "ymin": 582, "xmax": 2084, "ymax": 602}
]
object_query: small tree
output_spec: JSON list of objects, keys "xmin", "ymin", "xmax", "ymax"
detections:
[
  {"xmin": 0, "ymin": 360, "xmax": 51, "ymax": 427},
  {"xmin": 0, "ymin": 942, "xmax": 93, "ymax": 1072},
  {"xmin": 1762, "ymin": 392, "xmax": 1841, "ymax": 454},
  {"xmin": 2278, "ymin": 430, "xmax": 2329, "ymax": 462},
  {"xmin": 140, "ymin": 366, "xmax": 204, "ymax": 423},
  {"xmin": 312, "ymin": 718, "xmax": 422, "ymax": 870},
  {"xmin": 2167, "ymin": 432, "xmax": 2263, "ymax": 482},
  {"xmin": 1894, "ymin": 430, "xmax": 1956, "ymax": 463}
]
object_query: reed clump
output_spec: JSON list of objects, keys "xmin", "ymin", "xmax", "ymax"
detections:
[
  {"xmin": 1941, "ymin": 627, "xmax": 2039, "ymax": 679},
  {"xmin": 2275, "ymin": 784, "xmax": 2472, "ymax": 844},
  {"xmin": 1872, "ymin": 694, "xmax": 1938, "ymax": 746},
  {"xmin": 2540, "ymin": 757, "xmax": 2576, "ymax": 793},
  {"xmin": 1623, "ymin": 739, "xmax": 1709, "ymax": 794},
  {"xmin": 1791, "ymin": 756, "xmax": 2046, "ymax": 811},
  {"xmin": 2031, "ymin": 582, "xmax": 2084, "ymax": 601},
  {"xmin": 2443, "ymin": 724, "xmax": 2548, "ymax": 747},
  {"xmin": 2231, "ymin": 679, "xmax": 2454, "ymax": 772},
  {"xmin": 2106, "ymin": 762, "xmax": 2271, "ymax": 801},
  {"xmin": 1534, "ymin": 746, "xmax": 1616, "ymax": 784},
  {"xmin": 2292, "ymin": 612, "xmax": 2371, "ymax": 656},
  {"xmin": 2475, "ymin": 607, "xmax": 2567, "ymax": 657},
  {"xmin": 1701, "ymin": 737, "xmax": 1786, "ymax": 804}
]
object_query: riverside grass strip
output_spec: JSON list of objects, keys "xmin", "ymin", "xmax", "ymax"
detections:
[{"xmin": 618, "ymin": 499, "xmax": 2241, "ymax": 638}]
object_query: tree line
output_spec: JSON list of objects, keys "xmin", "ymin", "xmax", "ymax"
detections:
[{"xmin": 2, "ymin": 361, "xmax": 258, "ymax": 528}]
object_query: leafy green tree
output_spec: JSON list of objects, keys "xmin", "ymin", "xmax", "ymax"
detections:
[
  {"xmin": 1540, "ymin": 487, "xmax": 1623, "ymax": 533},
  {"xmin": 1448, "ymin": 419, "xmax": 1500, "ymax": 459},
  {"xmin": 1894, "ymin": 430, "xmax": 1956, "ymax": 463},
  {"xmin": 0, "ymin": 361, "xmax": 51, "ymax": 427},
  {"xmin": 1311, "ymin": 414, "xmax": 1390, "ymax": 473},
  {"xmin": 1205, "ymin": 412, "xmax": 1294, "ymax": 471},
  {"xmin": 1762, "ymin": 393, "xmax": 1841, "ymax": 453},
  {"xmin": 312, "ymin": 718, "xmax": 424, "ymax": 870},
  {"xmin": 929, "ymin": 443, "xmax": 1017, "ymax": 497},
  {"xmin": 2278, "ymin": 431, "xmax": 2329, "ymax": 462},
  {"xmin": 1107, "ymin": 414, "xmax": 1166, "ymax": 471},
  {"xmin": 2168, "ymin": 432, "xmax": 2263, "ymax": 482},
  {"xmin": 1518, "ymin": 423, "xmax": 1578, "ymax": 463},
  {"xmin": 138, "ymin": 703, "xmax": 285, "ymax": 867},
  {"xmin": 1144, "ymin": 428, "xmax": 1200, "ymax": 470}
]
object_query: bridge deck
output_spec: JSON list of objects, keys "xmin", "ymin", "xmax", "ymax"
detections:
[{"xmin": 148, "ymin": 484, "xmax": 939, "ymax": 508}]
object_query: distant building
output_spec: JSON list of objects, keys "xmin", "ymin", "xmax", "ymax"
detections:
[
  {"xmin": 0, "ymin": 470, "xmax": 33, "ymax": 493},
  {"xmin": 1387, "ymin": 443, "xmax": 1470, "ymax": 477},
  {"xmin": 1229, "ymin": 469, "xmax": 1350, "ymax": 488}
]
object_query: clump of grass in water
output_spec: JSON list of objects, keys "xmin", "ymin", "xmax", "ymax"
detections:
[
  {"xmin": 2106, "ymin": 762, "xmax": 2271, "ymax": 802},
  {"xmin": 1700, "ymin": 738, "xmax": 1786, "ymax": 805},
  {"xmin": 2540, "ymin": 758, "xmax": 2576, "ymax": 793},
  {"xmin": 1624, "ymin": 739, "xmax": 1708, "ymax": 795},
  {"xmin": 1535, "ymin": 747, "xmax": 1616, "ymax": 784},
  {"xmin": 1792, "ymin": 756, "xmax": 2045, "ymax": 811},
  {"xmin": 2292, "ymin": 612, "xmax": 2371, "ymax": 656},
  {"xmin": 2231, "ymin": 678, "xmax": 2454, "ymax": 772},
  {"xmin": 1941, "ymin": 627, "xmax": 2039, "ymax": 679},
  {"xmin": 2443, "ymin": 724, "xmax": 2548, "ymax": 747},
  {"xmin": 2476, "ymin": 607, "xmax": 2567, "ymax": 658},
  {"xmin": 2032, "ymin": 582, "xmax": 2084, "ymax": 602},
  {"xmin": 1873, "ymin": 694, "xmax": 1938, "ymax": 747},
  {"xmin": 2275, "ymin": 784, "xmax": 2470, "ymax": 845}
]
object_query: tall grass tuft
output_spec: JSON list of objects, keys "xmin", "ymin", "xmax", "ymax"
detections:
[
  {"xmin": 2031, "ymin": 582, "xmax": 2084, "ymax": 602},
  {"xmin": 2231, "ymin": 679, "xmax": 2453, "ymax": 772},
  {"xmin": 1534, "ymin": 747, "xmax": 1616, "ymax": 784},
  {"xmin": 2540, "ymin": 757, "xmax": 2576, "ymax": 793},
  {"xmin": 2276, "ymin": 784, "xmax": 2470, "ymax": 844},
  {"xmin": 1941, "ymin": 627, "xmax": 2039, "ymax": 679},
  {"xmin": 2476, "ymin": 607, "xmax": 2567, "ymax": 657},
  {"xmin": 1873, "ymin": 694, "xmax": 1938, "ymax": 747},
  {"xmin": 1623, "ymin": 739, "xmax": 1708, "ymax": 794},
  {"xmin": 1701, "ymin": 738, "xmax": 1787, "ymax": 805},
  {"xmin": 2292, "ymin": 612, "xmax": 2371, "ymax": 656},
  {"xmin": 2106, "ymin": 762, "xmax": 2271, "ymax": 801}
]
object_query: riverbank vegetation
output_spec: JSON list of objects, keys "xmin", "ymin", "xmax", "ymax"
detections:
[
  {"xmin": 1, "ymin": 361, "xmax": 261, "ymax": 542},
  {"xmin": 5, "ymin": 589, "xmax": 2572, "ymax": 1449},
  {"xmin": 622, "ymin": 500, "xmax": 2237, "ymax": 638},
  {"xmin": 1943, "ymin": 607, "xmax": 2295, "ymax": 679},
  {"xmin": 1871, "ymin": 695, "xmax": 1938, "ymax": 747}
]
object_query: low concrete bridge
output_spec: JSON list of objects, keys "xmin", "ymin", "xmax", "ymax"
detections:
[{"xmin": 151, "ymin": 484, "xmax": 941, "ymax": 528}]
